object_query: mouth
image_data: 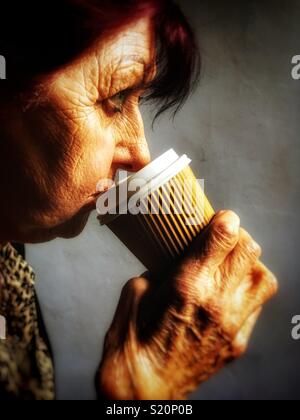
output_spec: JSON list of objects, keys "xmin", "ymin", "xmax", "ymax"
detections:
[
  {"xmin": 58, "ymin": 181, "xmax": 117, "ymax": 239},
  {"xmin": 83, "ymin": 180, "xmax": 116, "ymax": 213},
  {"xmin": 96, "ymin": 178, "xmax": 116, "ymax": 196}
]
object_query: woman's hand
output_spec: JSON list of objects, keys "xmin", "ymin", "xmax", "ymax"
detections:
[{"xmin": 97, "ymin": 211, "xmax": 278, "ymax": 400}]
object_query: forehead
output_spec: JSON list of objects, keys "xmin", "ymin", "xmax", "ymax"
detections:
[
  {"xmin": 93, "ymin": 17, "xmax": 156, "ymax": 95},
  {"xmin": 97, "ymin": 17, "xmax": 156, "ymax": 69},
  {"xmin": 46, "ymin": 17, "xmax": 156, "ymax": 102}
]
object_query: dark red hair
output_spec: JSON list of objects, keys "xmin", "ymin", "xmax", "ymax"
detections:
[{"xmin": 0, "ymin": 0, "xmax": 200, "ymax": 118}]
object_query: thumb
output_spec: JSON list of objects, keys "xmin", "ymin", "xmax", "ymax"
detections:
[{"xmin": 183, "ymin": 210, "xmax": 240, "ymax": 274}]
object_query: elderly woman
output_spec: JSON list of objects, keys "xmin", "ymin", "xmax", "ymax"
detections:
[{"xmin": 0, "ymin": 0, "xmax": 277, "ymax": 400}]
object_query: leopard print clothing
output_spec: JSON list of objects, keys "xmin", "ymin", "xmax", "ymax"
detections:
[{"xmin": 0, "ymin": 243, "xmax": 55, "ymax": 400}]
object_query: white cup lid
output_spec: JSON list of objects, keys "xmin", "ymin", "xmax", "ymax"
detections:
[
  {"xmin": 128, "ymin": 149, "xmax": 179, "ymax": 185},
  {"xmin": 98, "ymin": 149, "xmax": 191, "ymax": 225}
]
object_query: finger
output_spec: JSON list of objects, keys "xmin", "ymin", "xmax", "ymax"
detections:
[
  {"xmin": 231, "ymin": 307, "xmax": 262, "ymax": 357},
  {"xmin": 247, "ymin": 261, "xmax": 278, "ymax": 304},
  {"xmin": 224, "ymin": 228, "xmax": 262, "ymax": 289},
  {"xmin": 236, "ymin": 261, "xmax": 278, "ymax": 323},
  {"xmin": 105, "ymin": 276, "xmax": 151, "ymax": 346},
  {"xmin": 184, "ymin": 210, "xmax": 241, "ymax": 275}
]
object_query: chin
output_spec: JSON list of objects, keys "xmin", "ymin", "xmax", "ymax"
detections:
[
  {"xmin": 22, "ymin": 209, "xmax": 93, "ymax": 244},
  {"xmin": 55, "ymin": 211, "xmax": 91, "ymax": 239}
]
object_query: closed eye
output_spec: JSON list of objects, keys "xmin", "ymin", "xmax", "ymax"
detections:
[
  {"xmin": 103, "ymin": 89, "xmax": 133, "ymax": 115},
  {"xmin": 100, "ymin": 84, "xmax": 146, "ymax": 117}
]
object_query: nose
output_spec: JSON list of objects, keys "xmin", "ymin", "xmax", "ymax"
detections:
[
  {"xmin": 112, "ymin": 111, "xmax": 151, "ymax": 173},
  {"xmin": 113, "ymin": 138, "xmax": 151, "ymax": 173}
]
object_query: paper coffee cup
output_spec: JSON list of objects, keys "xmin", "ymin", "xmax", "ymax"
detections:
[{"xmin": 97, "ymin": 149, "xmax": 215, "ymax": 273}]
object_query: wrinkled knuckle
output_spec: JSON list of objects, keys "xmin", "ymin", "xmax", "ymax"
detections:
[
  {"xmin": 254, "ymin": 242, "xmax": 262, "ymax": 259},
  {"xmin": 266, "ymin": 273, "xmax": 279, "ymax": 297},
  {"xmin": 239, "ymin": 229, "xmax": 262, "ymax": 259},
  {"xmin": 239, "ymin": 227, "xmax": 249, "ymax": 238},
  {"xmin": 217, "ymin": 210, "xmax": 240, "ymax": 223},
  {"xmin": 214, "ymin": 212, "xmax": 240, "ymax": 242},
  {"xmin": 257, "ymin": 270, "xmax": 278, "ymax": 299},
  {"xmin": 232, "ymin": 340, "xmax": 248, "ymax": 358},
  {"xmin": 221, "ymin": 316, "xmax": 240, "ymax": 341},
  {"xmin": 215, "ymin": 221, "xmax": 235, "ymax": 240},
  {"xmin": 246, "ymin": 240, "xmax": 262, "ymax": 259}
]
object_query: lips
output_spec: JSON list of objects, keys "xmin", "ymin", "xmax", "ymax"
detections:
[
  {"xmin": 96, "ymin": 178, "xmax": 116, "ymax": 195},
  {"xmin": 84, "ymin": 184, "xmax": 115, "ymax": 212}
]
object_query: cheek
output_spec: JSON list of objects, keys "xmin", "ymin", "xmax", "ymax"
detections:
[
  {"xmin": 68, "ymin": 110, "xmax": 116, "ymax": 194},
  {"xmin": 114, "ymin": 106, "xmax": 143, "ymax": 144},
  {"xmin": 26, "ymin": 104, "xmax": 116, "ymax": 223}
]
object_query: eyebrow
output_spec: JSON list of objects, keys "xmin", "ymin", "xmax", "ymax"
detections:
[
  {"xmin": 101, "ymin": 54, "xmax": 156, "ymax": 99},
  {"xmin": 121, "ymin": 54, "xmax": 156, "ymax": 84},
  {"xmin": 123, "ymin": 54, "xmax": 146, "ymax": 64}
]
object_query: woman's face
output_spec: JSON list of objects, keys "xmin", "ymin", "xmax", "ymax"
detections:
[{"xmin": 0, "ymin": 17, "xmax": 156, "ymax": 243}]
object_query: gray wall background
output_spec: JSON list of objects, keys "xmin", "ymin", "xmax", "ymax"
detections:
[{"xmin": 27, "ymin": 0, "xmax": 300, "ymax": 400}]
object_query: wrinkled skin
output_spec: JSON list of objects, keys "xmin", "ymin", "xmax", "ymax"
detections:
[
  {"xmin": 0, "ymin": 16, "xmax": 278, "ymax": 400},
  {"xmin": 0, "ymin": 17, "xmax": 155, "ymax": 243},
  {"xmin": 98, "ymin": 211, "xmax": 278, "ymax": 400}
]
